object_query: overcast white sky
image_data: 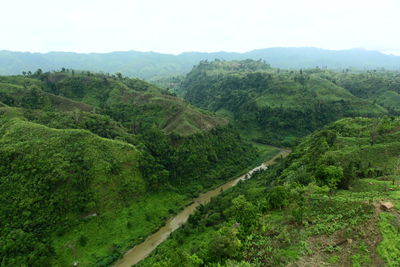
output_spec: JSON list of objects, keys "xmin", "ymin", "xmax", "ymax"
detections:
[{"xmin": 1, "ymin": 0, "xmax": 400, "ymax": 55}]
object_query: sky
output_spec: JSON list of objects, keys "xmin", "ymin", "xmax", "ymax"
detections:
[{"xmin": 1, "ymin": 0, "xmax": 400, "ymax": 55}]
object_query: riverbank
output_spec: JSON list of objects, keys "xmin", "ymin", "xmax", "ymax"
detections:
[
  {"xmin": 115, "ymin": 149, "xmax": 290, "ymax": 266},
  {"xmin": 50, "ymin": 145, "xmax": 283, "ymax": 266}
]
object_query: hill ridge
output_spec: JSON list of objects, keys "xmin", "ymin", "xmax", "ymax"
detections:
[{"xmin": 1, "ymin": 47, "xmax": 400, "ymax": 79}]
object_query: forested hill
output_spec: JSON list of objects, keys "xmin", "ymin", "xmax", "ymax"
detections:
[
  {"xmin": 0, "ymin": 70, "xmax": 259, "ymax": 266},
  {"xmin": 1, "ymin": 47, "xmax": 400, "ymax": 79},
  {"xmin": 0, "ymin": 70, "xmax": 227, "ymax": 136},
  {"xmin": 139, "ymin": 117, "xmax": 400, "ymax": 266},
  {"xmin": 181, "ymin": 60, "xmax": 400, "ymax": 145}
]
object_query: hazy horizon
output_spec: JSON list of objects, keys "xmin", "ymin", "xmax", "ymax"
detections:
[
  {"xmin": 2, "ymin": 47, "xmax": 400, "ymax": 56},
  {"xmin": 1, "ymin": 0, "xmax": 400, "ymax": 55}
]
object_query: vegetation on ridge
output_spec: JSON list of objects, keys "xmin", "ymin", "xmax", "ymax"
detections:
[
  {"xmin": 3, "ymin": 60, "xmax": 400, "ymax": 266},
  {"xmin": 0, "ymin": 70, "xmax": 258, "ymax": 266},
  {"xmin": 2, "ymin": 48, "xmax": 400, "ymax": 79},
  {"xmin": 139, "ymin": 117, "xmax": 400, "ymax": 266},
  {"xmin": 181, "ymin": 60, "xmax": 390, "ymax": 146}
]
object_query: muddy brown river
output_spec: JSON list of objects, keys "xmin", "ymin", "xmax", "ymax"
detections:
[{"xmin": 114, "ymin": 150, "xmax": 290, "ymax": 266}]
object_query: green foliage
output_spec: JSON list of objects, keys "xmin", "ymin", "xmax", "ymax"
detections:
[
  {"xmin": 271, "ymin": 117, "xmax": 400, "ymax": 190},
  {"xmin": 0, "ymin": 117, "xmax": 144, "ymax": 265},
  {"xmin": 52, "ymin": 192, "xmax": 187, "ymax": 266},
  {"xmin": 377, "ymin": 213, "xmax": 400, "ymax": 266},
  {"xmin": 78, "ymin": 235, "xmax": 88, "ymax": 247},
  {"xmin": 167, "ymin": 250, "xmax": 204, "ymax": 267},
  {"xmin": 207, "ymin": 226, "xmax": 242, "ymax": 262},
  {"xmin": 267, "ymin": 185, "xmax": 289, "ymax": 209},
  {"xmin": 226, "ymin": 195, "xmax": 259, "ymax": 229},
  {"xmin": 182, "ymin": 60, "xmax": 388, "ymax": 146},
  {"xmin": 351, "ymin": 242, "xmax": 372, "ymax": 267},
  {"xmin": 0, "ymin": 71, "xmax": 226, "ymax": 136},
  {"xmin": 0, "ymin": 71, "xmax": 258, "ymax": 266},
  {"xmin": 140, "ymin": 117, "xmax": 400, "ymax": 266},
  {"xmin": 318, "ymin": 165, "xmax": 344, "ymax": 189},
  {"xmin": 5, "ymin": 64, "xmax": 400, "ymax": 266}
]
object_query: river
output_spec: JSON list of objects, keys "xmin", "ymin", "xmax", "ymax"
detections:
[{"xmin": 114, "ymin": 150, "xmax": 290, "ymax": 266}]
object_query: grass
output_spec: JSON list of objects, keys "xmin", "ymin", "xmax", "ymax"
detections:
[
  {"xmin": 351, "ymin": 242, "xmax": 372, "ymax": 267},
  {"xmin": 51, "ymin": 192, "xmax": 189, "ymax": 266},
  {"xmin": 253, "ymin": 75, "xmax": 383, "ymax": 116},
  {"xmin": 0, "ymin": 72, "xmax": 227, "ymax": 137},
  {"xmin": 51, "ymin": 144, "xmax": 276, "ymax": 267},
  {"xmin": 377, "ymin": 90, "xmax": 400, "ymax": 109},
  {"xmin": 0, "ymin": 116, "xmax": 149, "ymax": 266},
  {"xmin": 295, "ymin": 178, "xmax": 400, "ymax": 266},
  {"xmin": 0, "ymin": 71, "xmax": 256, "ymax": 266},
  {"xmin": 377, "ymin": 212, "xmax": 400, "ymax": 266},
  {"xmin": 327, "ymin": 255, "xmax": 340, "ymax": 264},
  {"xmin": 137, "ymin": 157, "xmax": 399, "ymax": 266},
  {"xmin": 136, "ymin": 116, "xmax": 400, "ymax": 266},
  {"xmin": 251, "ymin": 143, "xmax": 281, "ymax": 165}
]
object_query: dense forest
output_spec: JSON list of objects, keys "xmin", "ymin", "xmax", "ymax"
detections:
[
  {"xmin": 5, "ymin": 0, "xmax": 400, "ymax": 265},
  {"xmin": 181, "ymin": 60, "xmax": 400, "ymax": 145},
  {"xmin": 2, "ymin": 61, "xmax": 400, "ymax": 267},
  {"xmin": 0, "ymin": 70, "xmax": 259, "ymax": 266},
  {"xmin": 139, "ymin": 117, "xmax": 400, "ymax": 266}
]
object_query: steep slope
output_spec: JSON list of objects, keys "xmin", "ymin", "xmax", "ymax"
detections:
[
  {"xmin": 0, "ymin": 72, "xmax": 258, "ymax": 266},
  {"xmin": 139, "ymin": 117, "xmax": 400, "ymax": 266},
  {"xmin": 332, "ymin": 71, "xmax": 400, "ymax": 114},
  {"xmin": 0, "ymin": 76, "xmax": 93, "ymax": 112},
  {"xmin": 35, "ymin": 71, "xmax": 227, "ymax": 136},
  {"xmin": 182, "ymin": 60, "xmax": 386, "ymax": 145},
  {"xmin": 0, "ymin": 72, "xmax": 227, "ymax": 136},
  {"xmin": 0, "ymin": 115, "xmax": 145, "ymax": 266}
]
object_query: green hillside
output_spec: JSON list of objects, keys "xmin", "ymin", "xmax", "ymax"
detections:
[
  {"xmin": 182, "ymin": 60, "xmax": 387, "ymax": 145},
  {"xmin": 0, "ymin": 70, "xmax": 226, "ymax": 136},
  {"xmin": 4, "ymin": 65, "xmax": 400, "ymax": 266},
  {"xmin": 0, "ymin": 71, "xmax": 258, "ymax": 266},
  {"xmin": 0, "ymin": 115, "xmax": 144, "ymax": 266},
  {"xmin": 139, "ymin": 117, "xmax": 400, "ymax": 266},
  {"xmin": 332, "ymin": 71, "xmax": 400, "ymax": 114}
]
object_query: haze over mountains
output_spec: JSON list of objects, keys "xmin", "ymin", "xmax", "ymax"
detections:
[{"xmin": 1, "ymin": 47, "xmax": 400, "ymax": 80}]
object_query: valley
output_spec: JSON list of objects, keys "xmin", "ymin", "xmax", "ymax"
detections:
[
  {"xmin": 138, "ymin": 117, "xmax": 400, "ymax": 267},
  {"xmin": 0, "ymin": 70, "xmax": 258, "ymax": 266},
  {"xmin": 1, "ymin": 60, "xmax": 400, "ymax": 267},
  {"xmin": 3, "ymin": 1, "xmax": 400, "ymax": 266},
  {"xmin": 115, "ymin": 149, "xmax": 289, "ymax": 267}
]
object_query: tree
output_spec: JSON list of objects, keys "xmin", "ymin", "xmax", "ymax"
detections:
[
  {"xmin": 208, "ymin": 226, "xmax": 242, "ymax": 262},
  {"xmin": 78, "ymin": 235, "xmax": 88, "ymax": 246},
  {"xmin": 34, "ymin": 68, "xmax": 42, "ymax": 76},
  {"xmin": 169, "ymin": 250, "xmax": 203, "ymax": 267},
  {"xmin": 226, "ymin": 195, "xmax": 258, "ymax": 229},
  {"xmin": 267, "ymin": 185, "xmax": 289, "ymax": 209},
  {"xmin": 392, "ymin": 156, "xmax": 400, "ymax": 186},
  {"xmin": 370, "ymin": 119, "xmax": 380, "ymax": 146},
  {"xmin": 319, "ymin": 165, "xmax": 343, "ymax": 190}
]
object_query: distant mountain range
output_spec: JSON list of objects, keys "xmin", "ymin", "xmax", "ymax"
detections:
[{"xmin": 1, "ymin": 47, "xmax": 400, "ymax": 80}]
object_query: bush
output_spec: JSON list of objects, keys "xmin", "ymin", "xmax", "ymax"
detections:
[
  {"xmin": 79, "ymin": 235, "xmax": 88, "ymax": 247},
  {"xmin": 318, "ymin": 165, "xmax": 344, "ymax": 189},
  {"xmin": 267, "ymin": 185, "xmax": 289, "ymax": 209}
]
